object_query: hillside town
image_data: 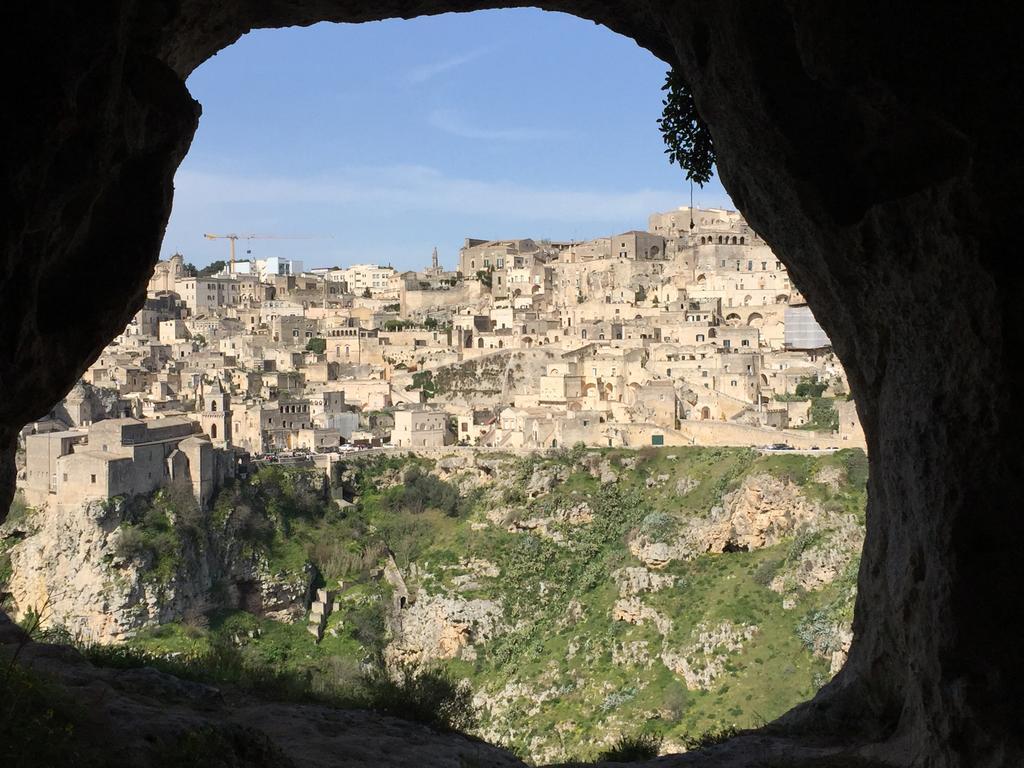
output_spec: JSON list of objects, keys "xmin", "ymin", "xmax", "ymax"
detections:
[{"xmin": 16, "ymin": 206, "xmax": 864, "ymax": 510}]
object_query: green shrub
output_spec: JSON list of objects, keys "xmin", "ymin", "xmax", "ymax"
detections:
[
  {"xmin": 384, "ymin": 467, "xmax": 467, "ymax": 517},
  {"xmin": 0, "ymin": 660, "xmax": 105, "ymax": 767},
  {"xmin": 639, "ymin": 511, "xmax": 677, "ymax": 541},
  {"xmin": 681, "ymin": 725, "xmax": 738, "ymax": 750},
  {"xmin": 597, "ymin": 732, "xmax": 662, "ymax": 762},
  {"xmin": 345, "ymin": 601, "xmax": 387, "ymax": 657},
  {"xmin": 805, "ymin": 398, "xmax": 839, "ymax": 431},
  {"xmin": 114, "ymin": 526, "xmax": 149, "ymax": 561},
  {"xmin": 794, "ymin": 376, "xmax": 827, "ymax": 399},
  {"xmin": 501, "ymin": 486, "xmax": 527, "ymax": 506},
  {"xmin": 5, "ymin": 491, "xmax": 31, "ymax": 527},
  {"xmin": 361, "ymin": 663, "xmax": 477, "ymax": 732},
  {"xmin": 839, "ymin": 448, "xmax": 869, "ymax": 489},
  {"xmin": 663, "ymin": 681, "xmax": 689, "ymax": 719},
  {"xmin": 753, "ymin": 558, "xmax": 782, "ymax": 587}
]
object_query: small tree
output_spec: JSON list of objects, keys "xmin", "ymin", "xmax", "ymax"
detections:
[
  {"xmin": 795, "ymin": 376, "xmax": 827, "ymax": 399},
  {"xmin": 361, "ymin": 287, "xmax": 372, "ymax": 298},
  {"xmin": 197, "ymin": 260, "xmax": 227, "ymax": 277},
  {"xmin": 306, "ymin": 337, "xmax": 326, "ymax": 355},
  {"xmin": 658, "ymin": 69, "xmax": 715, "ymax": 185}
]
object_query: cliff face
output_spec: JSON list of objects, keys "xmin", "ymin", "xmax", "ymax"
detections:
[
  {"xmin": 1, "ymin": 486, "xmax": 314, "ymax": 643},
  {"xmin": 328, "ymin": 449, "xmax": 868, "ymax": 762},
  {"xmin": 2, "ymin": 449, "xmax": 865, "ymax": 764}
]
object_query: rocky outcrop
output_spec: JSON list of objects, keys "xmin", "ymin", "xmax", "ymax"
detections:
[
  {"xmin": 613, "ymin": 566, "xmax": 675, "ymax": 597},
  {"xmin": 661, "ymin": 621, "xmax": 759, "ymax": 691},
  {"xmin": 505, "ymin": 501, "xmax": 593, "ymax": 541},
  {"xmin": 631, "ymin": 474, "xmax": 824, "ymax": 568},
  {"xmin": 2, "ymin": 498, "xmax": 309, "ymax": 643},
  {"xmin": 611, "ymin": 597, "xmax": 673, "ymax": 636},
  {"xmin": 387, "ymin": 592, "xmax": 505, "ymax": 665},
  {"xmin": 524, "ymin": 465, "xmax": 567, "ymax": 499},
  {"xmin": 1, "ymin": 614, "xmax": 526, "ymax": 768}
]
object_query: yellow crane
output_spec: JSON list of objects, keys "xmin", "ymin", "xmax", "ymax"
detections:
[{"xmin": 202, "ymin": 233, "xmax": 325, "ymax": 274}]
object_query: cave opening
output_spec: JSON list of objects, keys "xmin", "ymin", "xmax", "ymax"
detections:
[
  {"xmin": 2, "ymin": 11, "xmax": 867, "ymax": 762},
  {"xmin": 2, "ymin": 3, "xmax": 1020, "ymax": 768}
]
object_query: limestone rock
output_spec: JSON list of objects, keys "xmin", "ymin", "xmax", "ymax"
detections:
[
  {"xmin": 505, "ymin": 501, "xmax": 592, "ymax": 542},
  {"xmin": 675, "ymin": 475, "xmax": 699, "ymax": 495},
  {"xmin": 631, "ymin": 473, "xmax": 825, "ymax": 568},
  {"xmin": 613, "ymin": 566, "xmax": 675, "ymax": 597},
  {"xmin": 611, "ymin": 597, "xmax": 673, "ymax": 635},
  {"xmin": 661, "ymin": 620, "xmax": 759, "ymax": 691},
  {"xmin": 2, "ymin": 498, "xmax": 310, "ymax": 643},
  {"xmin": 1, "ymin": 614, "xmax": 526, "ymax": 768},
  {"xmin": 524, "ymin": 465, "xmax": 566, "ymax": 498},
  {"xmin": 812, "ymin": 464, "xmax": 846, "ymax": 492},
  {"xmin": 612, "ymin": 639, "xmax": 653, "ymax": 667},
  {"xmin": 387, "ymin": 592, "xmax": 504, "ymax": 665}
]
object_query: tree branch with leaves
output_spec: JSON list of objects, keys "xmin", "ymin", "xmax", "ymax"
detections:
[{"xmin": 658, "ymin": 69, "xmax": 716, "ymax": 186}]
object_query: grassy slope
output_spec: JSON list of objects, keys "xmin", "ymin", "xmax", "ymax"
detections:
[{"xmin": 123, "ymin": 448, "xmax": 866, "ymax": 764}]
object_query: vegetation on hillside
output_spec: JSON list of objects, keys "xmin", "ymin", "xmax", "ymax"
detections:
[{"xmin": 12, "ymin": 448, "xmax": 866, "ymax": 763}]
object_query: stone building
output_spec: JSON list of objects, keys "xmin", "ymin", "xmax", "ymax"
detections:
[
  {"xmin": 392, "ymin": 409, "xmax": 449, "ymax": 448},
  {"xmin": 20, "ymin": 416, "xmax": 234, "ymax": 510}
]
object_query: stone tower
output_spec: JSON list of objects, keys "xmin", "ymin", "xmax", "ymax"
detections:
[{"xmin": 196, "ymin": 377, "xmax": 231, "ymax": 446}]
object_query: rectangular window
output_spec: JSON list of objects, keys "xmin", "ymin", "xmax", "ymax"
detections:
[{"xmin": 90, "ymin": 474, "xmax": 96, "ymax": 484}]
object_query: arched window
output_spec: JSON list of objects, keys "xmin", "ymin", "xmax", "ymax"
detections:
[
  {"xmin": 740, "ymin": 236, "xmax": 745, "ymax": 244},
  {"xmin": 210, "ymin": 423, "xmax": 218, "ymax": 439},
  {"xmin": 718, "ymin": 235, "xmax": 723, "ymax": 244},
  {"xmin": 211, "ymin": 400, "xmax": 217, "ymax": 412}
]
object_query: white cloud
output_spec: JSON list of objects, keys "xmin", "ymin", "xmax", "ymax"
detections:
[
  {"xmin": 427, "ymin": 108, "xmax": 567, "ymax": 142},
  {"xmin": 406, "ymin": 48, "xmax": 490, "ymax": 84},
  {"xmin": 172, "ymin": 165, "xmax": 684, "ymax": 224}
]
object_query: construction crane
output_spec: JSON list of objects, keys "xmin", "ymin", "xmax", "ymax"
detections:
[{"xmin": 202, "ymin": 233, "xmax": 325, "ymax": 274}]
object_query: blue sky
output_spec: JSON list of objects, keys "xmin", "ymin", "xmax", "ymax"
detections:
[{"xmin": 161, "ymin": 9, "xmax": 733, "ymax": 271}]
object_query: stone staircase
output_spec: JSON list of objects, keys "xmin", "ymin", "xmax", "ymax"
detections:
[{"xmin": 306, "ymin": 587, "xmax": 336, "ymax": 642}]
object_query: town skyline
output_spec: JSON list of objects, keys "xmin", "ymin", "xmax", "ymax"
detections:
[{"xmin": 160, "ymin": 10, "xmax": 734, "ymax": 270}]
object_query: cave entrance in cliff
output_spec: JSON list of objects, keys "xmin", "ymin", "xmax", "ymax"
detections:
[
  {"xmin": 5, "ymin": 6, "xmax": 870, "ymax": 766},
  {"xmin": 159, "ymin": 12, "xmax": 866, "ymax": 754}
]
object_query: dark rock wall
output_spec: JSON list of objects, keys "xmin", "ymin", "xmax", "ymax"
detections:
[{"xmin": 1, "ymin": 2, "xmax": 1020, "ymax": 765}]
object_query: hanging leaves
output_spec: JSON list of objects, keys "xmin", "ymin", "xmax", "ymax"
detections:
[{"xmin": 657, "ymin": 69, "xmax": 715, "ymax": 186}]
